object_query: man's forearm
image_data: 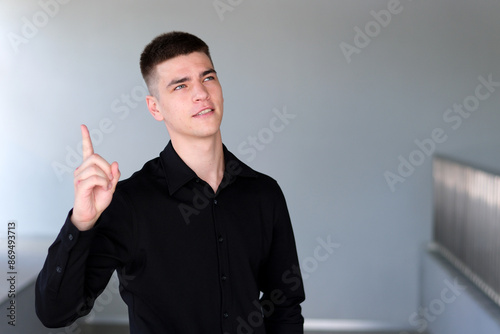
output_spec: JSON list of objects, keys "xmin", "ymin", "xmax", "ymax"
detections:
[{"xmin": 36, "ymin": 212, "xmax": 99, "ymax": 328}]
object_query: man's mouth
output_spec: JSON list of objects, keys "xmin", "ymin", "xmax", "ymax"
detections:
[{"xmin": 195, "ymin": 108, "xmax": 213, "ymax": 116}]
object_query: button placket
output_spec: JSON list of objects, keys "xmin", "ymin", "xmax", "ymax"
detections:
[{"xmin": 212, "ymin": 195, "xmax": 230, "ymax": 324}]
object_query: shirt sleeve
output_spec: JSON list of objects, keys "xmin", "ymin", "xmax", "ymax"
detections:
[
  {"xmin": 260, "ymin": 181, "xmax": 305, "ymax": 334},
  {"xmin": 35, "ymin": 191, "xmax": 135, "ymax": 328}
]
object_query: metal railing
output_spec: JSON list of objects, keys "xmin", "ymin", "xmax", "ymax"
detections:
[{"xmin": 433, "ymin": 156, "xmax": 500, "ymax": 306}]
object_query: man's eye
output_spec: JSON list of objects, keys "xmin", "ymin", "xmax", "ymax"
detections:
[
  {"xmin": 203, "ymin": 76, "xmax": 214, "ymax": 82},
  {"xmin": 174, "ymin": 84, "xmax": 186, "ymax": 90}
]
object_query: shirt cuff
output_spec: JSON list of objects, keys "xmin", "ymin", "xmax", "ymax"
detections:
[{"xmin": 59, "ymin": 209, "xmax": 97, "ymax": 252}]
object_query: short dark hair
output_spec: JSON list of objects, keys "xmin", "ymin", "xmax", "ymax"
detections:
[{"xmin": 140, "ymin": 31, "xmax": 212, "ymax": 96}]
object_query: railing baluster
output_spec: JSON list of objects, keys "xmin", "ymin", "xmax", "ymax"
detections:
[{"xmin": 433, "ymin": 156, "xmax": 500, "ymax": 306}]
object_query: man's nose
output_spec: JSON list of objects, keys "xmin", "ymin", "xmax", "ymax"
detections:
[{"xmin": 192, "ymin": 82, "xmax": 209, "ymax": 101}]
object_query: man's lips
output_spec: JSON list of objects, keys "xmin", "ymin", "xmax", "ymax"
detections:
[{"xmin": 193, "ymin": 108, "xmax": 214, "ymax": 117}]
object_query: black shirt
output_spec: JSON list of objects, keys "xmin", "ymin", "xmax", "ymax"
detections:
[{"xmin": 36, "ymin": 142, "xmax": 305, "ymax": 333}]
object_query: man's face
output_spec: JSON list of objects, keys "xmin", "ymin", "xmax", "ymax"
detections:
[{"xmin": 146, "ymin": 52, "xmax": 224, "ymax": 141}]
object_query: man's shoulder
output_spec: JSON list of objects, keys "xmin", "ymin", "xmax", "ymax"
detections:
[
  {"xmin": 233, "ymin": 166, "xmax": 285, "ymax": 202},
  {"xmin": 222, "ymin": 145, "xmax": 283, "ymax": 191},
  {"xmin": 251, "ymin": 170, "xmax": 279, "ymax": 186}
]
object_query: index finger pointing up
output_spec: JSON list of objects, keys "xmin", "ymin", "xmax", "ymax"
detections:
[{"xmin": 81, "ymin": 124, "xmax": 94, "ymax": 160}]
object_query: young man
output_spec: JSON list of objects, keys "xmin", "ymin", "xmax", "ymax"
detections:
[{"xmin": 36, "ymin": 31, "xmax": 305, "ymax": 334}]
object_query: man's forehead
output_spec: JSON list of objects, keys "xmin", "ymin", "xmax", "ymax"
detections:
[{"xmin": 156, "ymin": 52, "xmax": 213, "ymax": 77}]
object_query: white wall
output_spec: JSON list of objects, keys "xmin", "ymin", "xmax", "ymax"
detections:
[{"xmin": 1, "ymin": 0, "xmax": 500, "ymax": 328}]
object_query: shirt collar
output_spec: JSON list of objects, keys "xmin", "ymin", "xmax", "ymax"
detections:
[{"xmin": 159, "ymin": 141, "xmax": 257, "ymax": 195}]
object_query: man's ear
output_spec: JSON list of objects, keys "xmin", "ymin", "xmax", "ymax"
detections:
[{"xmin": 146, "ymin": 95, "xmax": 164, "ymax": 121}]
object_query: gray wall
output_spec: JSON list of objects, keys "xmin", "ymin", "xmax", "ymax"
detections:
[
  {"xmin": 421, "ymin": 250, "xmax": 500, "ymax": 334},
  {"xmin": 1, "ymin": 0, "xmax": 500, "ymax": 328}
]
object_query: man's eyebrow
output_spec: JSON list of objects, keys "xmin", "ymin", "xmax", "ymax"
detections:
[
  {"xmin": 167, "ymin": 76, "xmax": 190, "ymax": 88},
  {"xmin": 166, "ymin": 69, "xmax": 217, "ymax": 88},
  {"xmin": 201, "ymin": 69, "xmax": 217, "ymax": 77}
]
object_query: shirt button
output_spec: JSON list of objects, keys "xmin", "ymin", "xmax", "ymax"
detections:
[
  {"xmin": 214, "ymin": 199, "xmax": 218, "ymax": 205},
  {"xmin": 68, "ymin": 234, "xmax": 74, "ymax": 241},
  {"xmin": 56, "ymin": 266, "xmax": 63, "ymax": 273},
  {"xmin": 223, "ymin": 312, "xmax": 229, "ymax": 319},
  {"xmin": 221, "ymin": 275, "xmax": 227, "ymax": 281},
  {"xmin": 218, "ymin": 236, "xmax": 224, "ymax": 243}
]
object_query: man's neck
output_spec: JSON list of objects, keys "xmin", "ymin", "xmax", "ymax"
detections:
[{"xmin": 171, "ymin": 133, "xmax": 225, "ymax": 193}]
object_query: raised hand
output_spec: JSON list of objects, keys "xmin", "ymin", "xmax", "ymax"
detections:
[{"xmin": 71, "ymin": 125, "xmax": 120, "ymax": 231}]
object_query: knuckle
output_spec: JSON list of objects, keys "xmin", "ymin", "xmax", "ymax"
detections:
[
  {"xmin": 90, "ymin": 175, "xmax": 101, "ymax": 183},
  {"xmin": 88, "ymin": 165, "xmax": 98, "ymax": 174}
]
